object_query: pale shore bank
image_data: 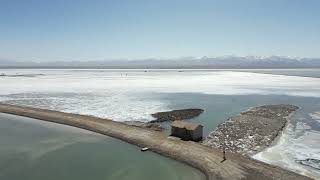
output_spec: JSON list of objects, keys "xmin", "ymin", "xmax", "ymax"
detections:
[{"xmin": 0, "ymin": 103, "xmax": 311, "ymax": 180}]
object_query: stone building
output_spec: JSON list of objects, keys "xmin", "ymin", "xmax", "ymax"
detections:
[{"xmin": 171, "ymin": 121, "xmax": 203, "ymax": 141}]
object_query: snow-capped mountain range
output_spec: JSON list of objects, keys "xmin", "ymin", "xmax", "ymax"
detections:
[{"xmin": 0, "ymin": 56, "xmax": 319, "ymax": 68}]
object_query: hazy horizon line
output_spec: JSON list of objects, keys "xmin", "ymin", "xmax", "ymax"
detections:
[{"xmin": 2, "ymin": 55, "xmax": 320, "ymax": 63}]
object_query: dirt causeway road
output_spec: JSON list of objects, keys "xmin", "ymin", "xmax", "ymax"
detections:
[{"xmin": 0, "ymin": 103, "xmax": 311, "ymax": 180}]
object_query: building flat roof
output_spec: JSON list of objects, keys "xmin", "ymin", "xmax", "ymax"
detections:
[{"xmin": 172, "ymin": 120, "xmax": 202, "ymax": 130}]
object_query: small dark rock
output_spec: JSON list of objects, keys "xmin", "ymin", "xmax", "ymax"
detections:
[{"xmin": 296, "ymin": 158, "xmax": 320, "ymax": 170}]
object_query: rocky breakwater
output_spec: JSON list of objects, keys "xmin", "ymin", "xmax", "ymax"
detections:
[
  {"xmin": 203, "ymin": 104, "xmax": 298, "ymax": 155},
  {"xmin": 124, "ymin": 109, "xmax": 204, "ymax": 131}
]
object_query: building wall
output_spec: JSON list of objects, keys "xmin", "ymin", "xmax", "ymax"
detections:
[
  {"xmin": 171, "ymin": 126, "xmax": 203, "ymax": 141},
  {"xmin": 171, "ymin": 127, "xmax": 188, "ymax": 140},
  {"xmin": 190, "ymin": 127, "xmax": 203, "ymax": 141}
]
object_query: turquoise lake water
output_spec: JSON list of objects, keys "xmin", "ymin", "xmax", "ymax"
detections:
[{"xmin": 0, "ymin": 113, "xmax": 205, "ymax": 180}]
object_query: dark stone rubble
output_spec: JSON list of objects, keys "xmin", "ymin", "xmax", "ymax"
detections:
[{"xmin": 203, "ymin": 104, "xmax": 299, "ymax": 155}]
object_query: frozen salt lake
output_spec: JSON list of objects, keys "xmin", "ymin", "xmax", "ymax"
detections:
[{"xmin": 0, "ymin": 68, "xmax": 320, "ymax": 178}]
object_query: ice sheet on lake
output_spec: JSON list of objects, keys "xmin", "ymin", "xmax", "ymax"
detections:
[
  {"xmin": 1, "ymin": 69, "xmax": 320, "ymax": 178},
  {"xmin": 1, "ymin": 69, "xmax": 319, "ymax": 122},
  {"xmin": 0, "ymin": 92, "xmax": 170, "ymax": 122},
  {"xmin": 0, "ymin": 70, "xmax": 320, "ymax": 97},
  {"xmin": 253, "ymin": 112, "xmax": 320, "ymax": 179}
]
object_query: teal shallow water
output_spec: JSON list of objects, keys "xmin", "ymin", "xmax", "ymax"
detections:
[
  {"xmin": 159, "ymin": 94, "xmax": 320, "ymax": 134},
  {"xmin": 0, "ymin": 113, "xmax": 205, "ymax": 180}
]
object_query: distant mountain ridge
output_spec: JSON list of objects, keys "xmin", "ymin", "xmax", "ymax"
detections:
[{"xmin": 1, "ymin": 56, "xmax": 320, "ymax": 68}]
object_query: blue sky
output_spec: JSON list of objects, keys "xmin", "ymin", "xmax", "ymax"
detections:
[{"xmin": 0, "ymin": 0, "xmax": 319, "ymax": 61}]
